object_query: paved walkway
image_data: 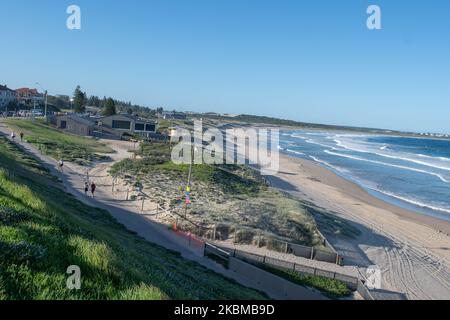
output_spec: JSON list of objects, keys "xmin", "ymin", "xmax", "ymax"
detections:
[{"xmin": 0, "ymin": 120, "xmax": 326, "ymax": 300}]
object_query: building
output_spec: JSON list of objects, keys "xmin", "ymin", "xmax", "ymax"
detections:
[
  {"xmin": 162, "ymin": 111, "xmax": 187, "ymax": 120},
  {"xmin": 98, "ymin": 114, "xmax": 157, "ymax": 138},
  {"xmin": 52, "ymin": 113, "xmax": 157, "ymax": 139},
  {"xmin": 167, "ymin": 126, "xmax": 181, "ymax": 143},
  {"xmin": 0, "ymin": 85, "xmax": 16, "ymax": 108},
  {"xmin": 55, "ymin": 114, "xmax": 94, "ymax": 136},
  {"xmin": 85, "ymin": 106, "xmax": 102, "ymax": 116},
  {"xmin": 15, "ymin": 88, "xmax": 44, "ymax": 106}
]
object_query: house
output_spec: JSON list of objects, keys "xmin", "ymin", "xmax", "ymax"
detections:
[
  {"xmin": 162, "ymin": 111, "xmax": 187, "ymax": 120},
  {"xmin": 167, "ymin": 126, "xmax": 181, "ymax": 143},
  {"xmin": 98, "ymin": 114, "xmax": 157, "ymax": 138},
  {"xmin": 85, "ymin": 106, "xmax": 101, "ymax": 116},
  {"xmin": 0, "ymin": 85, "xmax": 17, "ymax": 108},
  {"xmin": 55, "ymin": 114, "xmax": 94, "ymax": 136},
  {"xmin": 15, "ymin": 88, "xmax": 44, "ymax": 106}
]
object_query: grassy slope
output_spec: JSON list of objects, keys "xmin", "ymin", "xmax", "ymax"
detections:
[
  {"xmin": 0, "ymin": 136, "xmax": 266, "ymax": 300},
  {"xmin": 4, "ymin": 119, "xmax": 113, "ymax": 165}
]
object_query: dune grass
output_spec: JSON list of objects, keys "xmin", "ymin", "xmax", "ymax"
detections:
[
  {"xmin": 4, "ymin": 119, "xmax": 113, "ymax": 165},
  {"xmin": 110, "ymin": 141, "xmax": 324, "ymax": 248},
  {"xmin": 0, "ymin": 136, "xmax": 266, "ymax": 300}
]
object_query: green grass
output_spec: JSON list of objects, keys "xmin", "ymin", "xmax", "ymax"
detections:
[
  {"xmin": 257, "ymin": 264, "xmax": 350, "ymax": 299},
  {"xmin": 4, "ymin": 119, "xmax": 113, "ymax": 165},
  {"xmin": 0, "ymin": 136, "xmax": 266, "ymax": 300},
  {"xmin": 111, "ymin": 141, "xmax": 264, "ymax": 196}
]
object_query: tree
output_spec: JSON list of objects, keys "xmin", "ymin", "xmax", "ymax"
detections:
[
  {"xmin": 48, "ymin": 96, "xmax": 68, "ymax": 110},
  {"xmin": 88, "ymin": 95, "xmax": 101, "ymax": 108},
  {"xmin": 73, "ymin": 85, "xmax": 86, "ymax": 113},
  {"xmin": 102, "ymin": 98, "xmax": 116, "ymax": 116},
  {"xmin": 4, "ymin": 101, "xmax": 18, "ymax": 112}
]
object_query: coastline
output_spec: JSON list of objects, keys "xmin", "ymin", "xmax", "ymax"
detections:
[
  {"xmin": 268, "ymin": 152, "xmax": 450, "ymax": 299},
  {"xmin": 278, "ymin": 153, "xmax": 450, "ymax": 235}
]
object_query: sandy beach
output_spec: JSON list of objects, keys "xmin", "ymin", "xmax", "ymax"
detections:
[{"xmin": 268, "ymin": 152, "xmax": 450, "ymax": 299}]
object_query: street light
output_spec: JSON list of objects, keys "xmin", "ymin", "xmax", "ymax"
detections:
[
  {"xmin": 35, "ymin": 82, "xmax": 48, "ymax": 121},
  {"xmin": 185, "ymin": 143, "xmax": 199, "ymax": 218},
  {"xmin": 70, "ymin": 98, "xmax": 74, "ymax": 113}
]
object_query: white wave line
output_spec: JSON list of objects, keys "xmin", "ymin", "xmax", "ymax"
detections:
[
  {"xmin": 370, "ymin": 188, "xmax": 450, "ymax": 215},
  {"xmin": 334, "ymin": 139, "xmax": 450, "ymax": 172},
  {"xmin": 324, "ymin": 150, "xmax": 450, "ymax": 183}
]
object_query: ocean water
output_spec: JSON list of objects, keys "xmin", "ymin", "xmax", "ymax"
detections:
[{"xmin": 279, "ymin": 130, "xmax": 450, "ymax": 222}]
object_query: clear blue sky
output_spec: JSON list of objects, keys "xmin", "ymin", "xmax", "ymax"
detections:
[{"xmin": 1, "ymin": 0, "xmax": 449, "ymax": 133}]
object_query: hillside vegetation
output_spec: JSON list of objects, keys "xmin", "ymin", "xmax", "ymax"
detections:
[
  {"xmin": 110, "ymin": 141, "xmax": 325, "ymax": 249},
  {"xmin": 0, "ymin": 136, "xmax": 265, "ymax": 300}
]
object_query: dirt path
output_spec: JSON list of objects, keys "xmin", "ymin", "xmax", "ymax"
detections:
[{"xmin": 0, "ymin": 121, "xmax": 326, "ymax": 300}]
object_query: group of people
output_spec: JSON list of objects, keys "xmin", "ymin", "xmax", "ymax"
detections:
[
  {"xmin": 10, "ymin": 131, "xmax": 24, "ymax": 142},
  {"xmin": 84, "ymin": 180, "xmax": 96, "ymax": 198}
]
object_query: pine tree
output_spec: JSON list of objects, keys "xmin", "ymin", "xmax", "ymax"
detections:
[
  {"xmin": 102, "ymin": 98, "xmax": 116, "ymax": 116},
  {"xmin": 73, "ymin": 85, "xmax": 86, "ymax": 113}
]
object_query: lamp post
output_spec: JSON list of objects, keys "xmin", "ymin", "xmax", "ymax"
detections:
[
  {"xmin": 44, "ymin": 90, "xmax": 48, "ymax": 121},
  {"xmin": 35, "ymin": 82, "xmax": 48, "ymax": 121},
  {"xmin": 184, "ymin": 143, "xmax": 198, "ymax": 219},
  {"xmin": 70, "ymin": 98, "xmax": 74, "ymax": 113},
  {"xmin": 32, "ymin": 96, "xmax": 36, "ymax": 122}
]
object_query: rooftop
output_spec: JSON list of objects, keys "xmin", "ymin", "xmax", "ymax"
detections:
[{"xmin": 0, "ymin": 85, "xmax": 15, "ymax": 92}]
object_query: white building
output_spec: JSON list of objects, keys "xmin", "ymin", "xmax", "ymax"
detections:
[{"xmin": 0, "ymin": 85, "xmax": 16, "ymax": 108}]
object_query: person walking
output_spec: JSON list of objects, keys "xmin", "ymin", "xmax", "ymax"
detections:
[
  {"xmin": 19, "ymin": 132, "xmax": 24, "ymax": 142},
  {"xmin": 11, "ymin": 132, "xmax": 15, "ymax": 141},
  {"xmin": 59, "ymin": 159, "xmax": 64, "ymax": 172},
  {"xmin": 90, "ymin": 182, "xmax": 96, "ymax": 198},
  {"xmin": 84, "ymin": 181, "xmax": 89, "ymax": 196}
]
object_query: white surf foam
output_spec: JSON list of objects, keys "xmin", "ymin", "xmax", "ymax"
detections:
[
  {"xmin": 334, "ymin": 139, "xmax": 450, "ymax": 172},
  {"xmin": 309, "ymin": 155, "xmax": 345, "ymax": 173},
  {"xmin": 417, "ymin": 154, "xmax": 450, "ymax": 163},
  {"xmin": 305, "ymin": 139, "xmax": 338, "ymax": 150},
  {"xmin": 370, "ymin": 188, "xmax": 450, "ymax": 215},
  {"xmin": 324, "ymin": 150, "xmax": 450, "ymax": 183},
  {"xmin": 286, "ymin": 149, "xmax": 305, "ymax": 156}
]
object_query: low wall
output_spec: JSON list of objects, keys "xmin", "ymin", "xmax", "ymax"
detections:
[
  {"xmin": 314, "ymin": 248, "xmax": 338, "ymax": 264},
  {"xmin": 357, "ymin": 280, "xmax": 374, "ymax": 300},
  {"xmin": 289, "ymin": 243, "xmax": 313, "ymax": 259},
  {"xmin": 233, "ymin": 248, "xmax": 359, "ymax": 291},
  {"xmin": 229, "ymin": 257, "xmax": 326, "ymax": 300}
]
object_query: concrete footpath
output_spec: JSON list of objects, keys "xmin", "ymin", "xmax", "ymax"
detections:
[{"xmin": 0, "ymin": 120, "xmax": 326, "ymax": 300}]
